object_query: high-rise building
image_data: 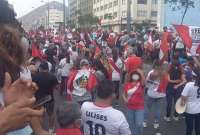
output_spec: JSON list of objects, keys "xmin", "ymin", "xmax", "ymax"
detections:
[
  {"xmin": 69, "ymin": 0, "xmax": 93, "ymax": 26},
  {"xmin": 93, "ymin": 0, "xmax": 160, "ymax": 32}
]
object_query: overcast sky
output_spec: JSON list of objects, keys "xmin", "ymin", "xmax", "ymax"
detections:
[{"xmin": 8, "ymin": 0, "xmax": 68, "ymax": 18}]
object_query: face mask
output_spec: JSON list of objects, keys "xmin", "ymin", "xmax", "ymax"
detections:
[{"xmin": 132, "ymin": 74, "xmax": 140, "ymax": 81}]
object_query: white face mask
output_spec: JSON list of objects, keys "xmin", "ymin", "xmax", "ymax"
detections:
[
  {"xmin": 132, "ymin": 74, "xmax": 140, "ymax": 81},
  {"xmin": 0, "ymin": 91, "xmax": 4, "ymax": 107}
]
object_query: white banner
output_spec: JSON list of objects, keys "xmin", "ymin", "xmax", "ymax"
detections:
[{"xmin": 189, "ymin": 26, "xmax": 200, "ymax": 56}]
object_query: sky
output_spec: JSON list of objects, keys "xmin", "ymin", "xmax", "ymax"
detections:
[
  {"xmin": 8, "ymin": 0, "xmax": 68, "ymax": 18},
  {"xmin": 165, "ymin": 2, "xmax": 200, "ymax": 26}
]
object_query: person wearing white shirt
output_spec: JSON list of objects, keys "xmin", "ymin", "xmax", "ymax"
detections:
[
  {"xmin": 81, "ymin": 79, "xmax": 131, "ymax": 135},
  {"xmin": 181, "ymin": 74, "xmax": 200, "ymax": 135},
  {"xmin": 59, "ymin": 53, "xmax": 73, "ymax": 95}
]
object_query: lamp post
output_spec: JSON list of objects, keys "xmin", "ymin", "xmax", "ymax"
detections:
[
  {"xmin": 63, "ymin": 0, "xmax": 66, "ymax": 28},
  {"xmin": 127, "ymin": 0, "xmax": 131, "ymax": 32},
  {"xmin": 41, "ymin": 0, "xmax": 49, "ymax": 29}
]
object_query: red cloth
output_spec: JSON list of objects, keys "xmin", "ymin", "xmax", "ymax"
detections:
[
  {"xmin": 124, "ymin": 82, "xmax": 144, "ymax": 110},
  {"xmin": 125, "ymin": 55, "xmax": 142, "ymax": 73},
  {"xmin": 32, "ymin": 43, "xmax": 42, "ymax": 58},
  {"xmin": 196, "ymin": 44, "xmax": 200, "ymax": 54},
  {"xmin": 56, "ymin": 128, "xmax": 82, "ymax": 135},
  {"xmin": 173, "ymin": 24, "xmax": 192, "ymax": 49},
  {"xmin": 160, "ymin": 32, "xmax": 169, "ymax": 61},
  {"xmin": 157, "ymin": 73, "xmax": 168, "ymax": 93}
]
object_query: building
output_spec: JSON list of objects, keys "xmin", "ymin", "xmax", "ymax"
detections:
[
  {"xmin": 93, "ymin": 0, "xmax": 160, "ymax": 32},
  {"xmin": 68, "ymin": 0, "xmax": 93, "ymax": 27},
  {"xmin": 48, "ymin": 9, "xmax": 64, "ymax": 29}
]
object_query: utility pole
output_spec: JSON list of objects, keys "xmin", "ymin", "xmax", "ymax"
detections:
[
  {"xmin": 63, "ymin": 0, "xmax": 66, "ymax": 28},
  {"xmin": 47, "ymin": 0, "xmax": 49, "ymax": 29},
  {"xmin": 127, "ymin": 0, "xmax": 131, "ymax": 32}
]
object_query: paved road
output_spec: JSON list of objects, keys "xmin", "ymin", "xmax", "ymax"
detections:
[{"xmin": 46, "ymin": 63, "xmax": 186, "ymax": 135}]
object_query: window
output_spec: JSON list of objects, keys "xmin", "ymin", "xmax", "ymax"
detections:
[
  {"xmin": 101, "ymin": 6, "xmax": 103, "ymax": 10},
  {"xmin": 113, "ymin": 0, "xmax": 118, "ymax": 6},
  {"xmin": 137, "ymin": 0, "xmax": 147, "ymax": 4},
  {"xmin": 137, "ymin": 10, "xmax": 147, "ymax": 17},
  {"xmin": 152, "ymin": 0, "xmax": 157, "ymax": 4},
  {"xmin": 122, "ymin": 11, "xmax": 126, "ymax": 17},
  {"xmin": 97, "ymin": 7, "xmax": 99, "ymax": 11},
  {"xmin": 113, "ymin": 12, "xmax": 117, "ymax": 18},
  {"xmin": 109, "ymin": 2, "xmax": 112, "ymax": 8},
  {"xmin": 104, "ymin": 4, "xmax": 108, "ymax": 9},
  {"xmin": 151, "ymin": 11, "xmax": 157, "ymax": 17},
  {"xmin": 122, "ymin": 0, "xmax": 126, "ymax": 5}
]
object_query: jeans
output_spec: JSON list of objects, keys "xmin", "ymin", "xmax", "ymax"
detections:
[
  {"xmin": 113, "ymin": 81, "xmax": 120, "ymax": 99},
  {"xmin": 144, "ymin": 97, "xmax": 163, "ymax": 123},
  {"xmin": 185, "ymin": 113, "xmax": 200, "ymax": 135},
  {"xmin": 166, "ymin": 84, "xmax": 183, "ymax": 117},
  {"xmin": 127, "ymin": 109, "xmax": 144, "ymax": 135}
]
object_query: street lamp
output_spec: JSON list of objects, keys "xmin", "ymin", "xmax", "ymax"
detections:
[
  {"xmin": 40, "ymin": 0, "xmax": 49, "ymax": 29},
  {"xmin": 63, "ymin": 0, "xmax": 66, "ymax": 29},
  {"xmin": 127, "ymin": 0, "xmax": 131, "ymax": 32}
]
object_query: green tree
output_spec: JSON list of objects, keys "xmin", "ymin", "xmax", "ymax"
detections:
[
  {"xmin": 78, "ymin": 14, "xmax": 99, "ymax": 28},
  {"xmin": 165, "ymin": 0, "xmax": 198, "ymax": 24}
]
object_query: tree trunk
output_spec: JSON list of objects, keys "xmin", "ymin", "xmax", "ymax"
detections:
[{"xmin": 181, "ymin": 0, "xmax": 189, "ymax": 24}]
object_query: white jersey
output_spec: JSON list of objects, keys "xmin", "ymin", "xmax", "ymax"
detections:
[
  {"xmin": 81, "ymin": 102, "xmax": 131, "ymax": 135},
  {"xmin": 182, "ymin": 82, "xmax": 200, "ymax": 114}
]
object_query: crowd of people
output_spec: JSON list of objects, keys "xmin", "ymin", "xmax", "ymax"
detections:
[{"xmin": 1, "ymin": 1, "xmax": 200, "ymax": 135}]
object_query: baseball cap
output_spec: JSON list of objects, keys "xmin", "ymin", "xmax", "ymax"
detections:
[
  {"xmin": 80, "ymin": 59, "xmax": 89, "ymax": 67},
  {"xmin": 57, "ymin": 101, "xmax": 81, "ymax": 128}
]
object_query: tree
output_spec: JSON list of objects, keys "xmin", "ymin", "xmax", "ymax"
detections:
[
  {"xmin": 165, "ymin": 0, "xmax": 197, "ymax": 24},
  {"xmin": 78, "ymin": 14, "xmax": 99, "ymax": 28}
]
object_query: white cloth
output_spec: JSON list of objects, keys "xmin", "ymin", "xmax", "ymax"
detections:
[
  {"xmin": 81, "ymin": 102, "xmax": 131, "ymax": 135},
  {"xmin": 70, "ymin": 51, "xmax": 78, "ymax": 64},
  {"xmin": 72, "ymin": 69, "xmax": 90, "ymax": 96},
  {"xmin": 20, "ymin": 67, "xmax": 32, "ymax": 80},
  {"xmin": 59, "ymin": 58, "xmax": 73, "ymax": 77},
  {"xmin": 146, "ymin": 70, "xmax": 166, "ymax": 98},
  {"xmin": 182, "ymin": 82, "xmax": 200, "ymax": 114},
  {"xmin": 112, "ymin": 58, "xmax": 123, "ymax": 81}
]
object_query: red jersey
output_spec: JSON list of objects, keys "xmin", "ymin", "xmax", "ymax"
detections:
[
  {"xmin": 124, "ymin": 82, "xmax": 144, "ymax": 110},
  {"xmin": 56, "ymin": 128, "xmax": 82, "ymax": 135}
]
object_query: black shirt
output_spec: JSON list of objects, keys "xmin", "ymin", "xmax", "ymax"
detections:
[{"xmin": 32, "ymin": 71, "xmax": 58, "ymax": 101}]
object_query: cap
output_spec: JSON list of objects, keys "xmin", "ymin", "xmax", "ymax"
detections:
[
  {"xmin": 80, "ymin": 59, "xmax": 89, "ymax": 67},
  {"xmin": 175, "ymin": 98, "xmax": 186, "ymax": 114},
  {"xmin": 57, "ymin": 101, "xmax": 80, "ymax": 128}
]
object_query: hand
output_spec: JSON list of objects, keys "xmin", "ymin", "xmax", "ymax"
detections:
[
  {"xmin": 3, "ymin": 72, "xmax": 38, "ymax": 105},
  {"xmin": 0, "ymin": 97, "xmax": 44, "ymax": 134},
  {"xmin": 174, "ymin": 85, "xmax": 179, "ymax": 89}
]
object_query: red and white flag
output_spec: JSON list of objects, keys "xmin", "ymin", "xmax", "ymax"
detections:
[
  {"xmin": 159, "ymin": 32, "xmax": 169, "ymax": 61},
  {"xmin": 147, "ymin": 34, "xmax": 153, "ymax": 52},
  {"xmin": 173, "ymin": 24, "xmax": 192, "ymax": 49}
]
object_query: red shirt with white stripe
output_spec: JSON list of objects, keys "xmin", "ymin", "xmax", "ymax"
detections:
[{"xmin": 124, "ymin": 82, "xmax": 144, "ymax": 110}]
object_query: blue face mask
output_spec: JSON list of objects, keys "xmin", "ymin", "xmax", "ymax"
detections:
[{"xmin": 7, "ymin": 125, "xmax": 32, "ymax": 135}]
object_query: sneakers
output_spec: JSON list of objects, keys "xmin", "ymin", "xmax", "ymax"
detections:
[
  {"xmin": 153, "ymin": 123, "xmax": 159, "ymax": 129},
  {"xmin": 173, "ymin": 116, "xmax": 179, "ymax": 121},
  {"xmin": 155, "ymin": 133, "xmax": 162, "ymax": 135},
  {"xmin": 143, "ymin": 122, "xmax": 147, "ymax": 128},
  {"xmin": 164, "ymin": 116, "xmax": 171, "ymax": 122}
]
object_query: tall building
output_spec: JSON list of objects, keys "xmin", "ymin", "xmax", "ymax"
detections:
[
  {"xmin": 69, "ymin": 0, "xmax": 93, "ymax": 26},
  {"xmin": 93, "ymin": 0, "xmax": 159, "ymax": 32},
  {"xmin": 48, "ymin": 9, "xmax": 64, "ymax": 29}
]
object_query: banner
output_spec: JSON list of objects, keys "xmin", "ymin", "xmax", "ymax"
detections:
[{"xmin": 189, "ymin": 26, "xmax": 200, "ymax": 56}]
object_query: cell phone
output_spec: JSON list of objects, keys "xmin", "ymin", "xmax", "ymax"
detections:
[{"xmin": 33, "ymin": 95, "xmax": 52, "ymax": 109}]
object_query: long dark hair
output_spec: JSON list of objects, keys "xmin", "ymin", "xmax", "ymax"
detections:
[
  {"xmin": 93, "ymin": 59, "xmax": 109, "ymax": 79},
  {"xmin": 65, "ymin": 52, "xmax": 70, "ymax": 63},
  {"xmin": 112, "ymin": 48, "xmax": 119, "ymax": 63}
]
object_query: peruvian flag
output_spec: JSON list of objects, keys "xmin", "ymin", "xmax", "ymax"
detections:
[
  {"xmin": 173, "ymin": 24, "xmax": 192, "ymax": 49},
  {"xmin": 159, "ymin": 32, "xmax": 169, "ymax": 61},
  {"xmin": 147, "ymin": 34, "xmax": 153, "ymax": 52}
]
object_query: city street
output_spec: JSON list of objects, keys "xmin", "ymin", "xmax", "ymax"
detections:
[{"xmin": 52, "ymin": 63, "xmax": 186, "ymax": 135}]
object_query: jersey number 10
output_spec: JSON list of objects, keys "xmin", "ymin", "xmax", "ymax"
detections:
[{"xmin": 86, "ymin": 120, "xmax": 106, "ymax": 135}]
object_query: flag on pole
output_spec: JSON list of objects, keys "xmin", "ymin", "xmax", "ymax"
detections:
[
  {"xmin": 147, "ymin": 33, "xmax": 153, "ymax": 52},
  {"xmin": 173, "ymin": 24, "xmax": 192, "ymax": 49},
  {"xmin": 159, "ymin": 32, "xmax": 169, "ymax": 61}
]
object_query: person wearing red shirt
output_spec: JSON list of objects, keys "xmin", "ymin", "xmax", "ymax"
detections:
[
  {"xmin": 123, "ymin": 69, "xmax": 145, "ymax": 135},
  {"xmin": 56, "ymin": 101, "xmax": 82, "ymax": 135}
]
